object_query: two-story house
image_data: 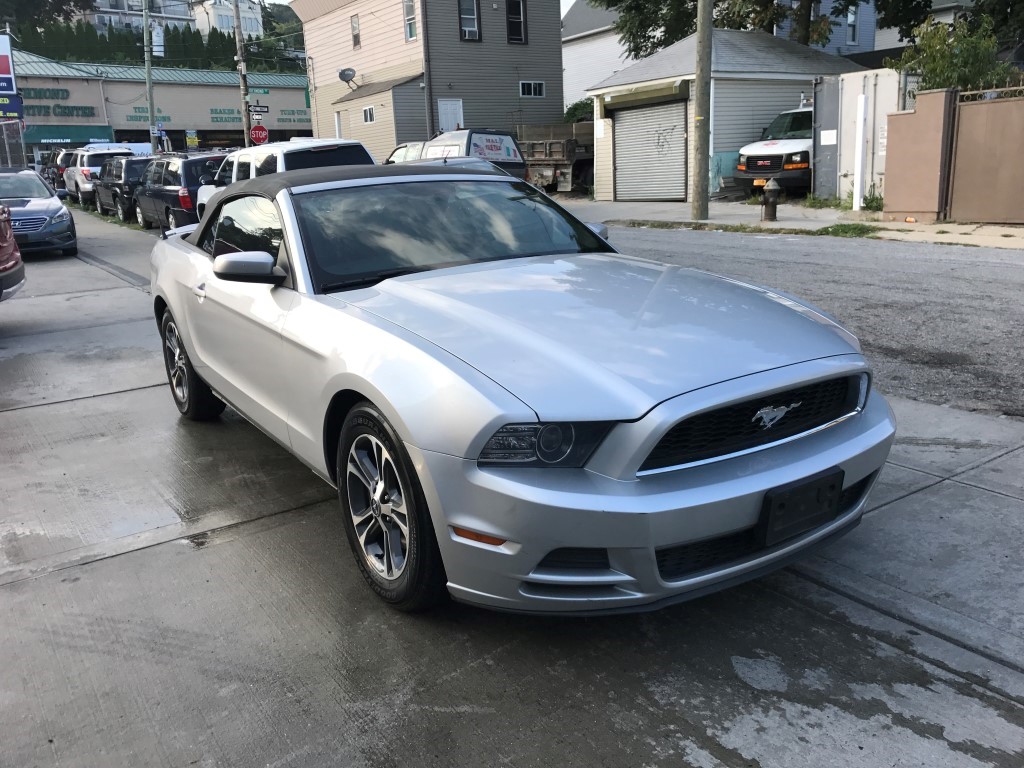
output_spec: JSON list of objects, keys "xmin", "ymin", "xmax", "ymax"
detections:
[{"xmin": 291, "ymin": 0, "xmax": 565, "ymax": 161}]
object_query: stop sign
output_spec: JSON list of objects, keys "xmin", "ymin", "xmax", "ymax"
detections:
[{"xmin": 250, "ymin": 125, "xmax": 269, "ymax": 145}]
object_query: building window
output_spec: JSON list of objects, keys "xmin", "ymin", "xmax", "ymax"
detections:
[
  {"xmin": 506, "ymin": 0, "xmax": 526, "ymax": 44},
  {"xmin": 847, "ymin": 5, "xmax": 858, "ymax": 45},
  {"xmin": 520, "ymin": 81, "xmax": 544, "ymax": 98},
  {"xmin": 459, "ymin": 0, "xmax": 480, "ymax": 41},
  {"xmin": 351, "ymin": 15, "xmax": 360, "ymax": 49},
  {"xmin": 404, "ymin": 0, "xmax": 417, "ymax": 40},
  {"xmin": 363, "ymin": 106, "xmax": 375, "ymax": 123}
]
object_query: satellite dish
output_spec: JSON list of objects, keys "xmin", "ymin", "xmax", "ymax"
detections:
[{"xmin": 339, "ymin": 68, "xmax": 357, "ymax": 82}]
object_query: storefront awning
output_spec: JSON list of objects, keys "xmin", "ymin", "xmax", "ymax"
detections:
[{"xmin": 22, "ymin": 124, "xmax": 115, "ymax": 145}]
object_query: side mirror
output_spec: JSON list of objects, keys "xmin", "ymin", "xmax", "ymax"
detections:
[
  {"xmin": 213, "ymin": 251, "xmax": 285, "ymax": 286},
  {"xmin": 585, "ymin": 222, "xmax": 609, "ymax": 240},
  {"xmin": 56, "ymin": 189, "xmax": 69, "ymax": 200}
]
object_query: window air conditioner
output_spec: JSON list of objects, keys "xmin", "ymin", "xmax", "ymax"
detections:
[{"xmin": 461, "ymin": 28, "xmax": 479, "ymax": 40}]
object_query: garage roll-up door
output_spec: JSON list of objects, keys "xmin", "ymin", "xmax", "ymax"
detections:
[{"xmin": 613, "ymin": 101, "xmax": 687, "ymax": 201}]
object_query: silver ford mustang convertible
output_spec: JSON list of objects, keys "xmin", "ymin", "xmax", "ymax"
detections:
[{"xmin": 150, "ymin": 165, "xmax": 896, "ymax": 614}]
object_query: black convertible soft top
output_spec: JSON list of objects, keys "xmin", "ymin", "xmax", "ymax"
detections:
[{"xmin": 218, "ymin": 161, "xmax": 509, "ymax": 201}]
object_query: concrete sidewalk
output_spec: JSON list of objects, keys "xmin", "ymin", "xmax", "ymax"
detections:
[{"xmin": 560, "ymin": 198, "xmax": 1024, "ymax": 250}]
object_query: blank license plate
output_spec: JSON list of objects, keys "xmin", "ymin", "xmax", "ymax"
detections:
[
  {"xmin": 753, "ymin": 178, "xmax": 767, "ymax": 187},
  {"xmin": 758, "ymin": 468, "xmax": 844, "ymax": 547}
]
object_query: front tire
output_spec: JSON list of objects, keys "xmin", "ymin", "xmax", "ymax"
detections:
[
  {"xmin": 95, "ymin": 194, "xmax": 106, "ymax": 215},
  {"xmin": 160, "ymin": 311, "xmax": 225, "ymax": 421},
  {"xmin": 338, "ymin": 403, "xmax": 446, "ymax": 611},
  {"xmin": 115, "ymin": 196, "xmax": 130, "ymax": 222},
  {"xmin": 137, "ymin": 205, "xmax": 152, "ymax": 229}
]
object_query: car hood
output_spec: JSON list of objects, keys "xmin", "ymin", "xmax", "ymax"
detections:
[
  {"xmin": 337, "ymin": 254, "xmax": 861, "ymax": 420},
  {"xmin": 1, "ymin": 197, "xmax": 61, "ymax": 215}
]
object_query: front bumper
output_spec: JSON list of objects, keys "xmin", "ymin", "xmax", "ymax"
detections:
[
  {"xmin": 734, "ymin": 168, "xmax": 811, "ymax": 193},
  {"xmin": 15, "ymin": 220, "xmax": 77, "ymax": 253},
  {"xmin": 413, "ymin": 386, "xmax": 895, "ymax": 614},
  {"xmin": 0, "ymin": 260, "xmax": 25, "ymax": 301}
]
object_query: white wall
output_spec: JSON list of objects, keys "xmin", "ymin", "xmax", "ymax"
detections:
[{"xmin": 837, "ymin": 68, "xmax": 901, "ymax": 199}]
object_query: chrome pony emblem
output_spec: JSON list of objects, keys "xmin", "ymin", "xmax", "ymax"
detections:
[{"xmin": 752, "ymin": 402, "xmax": 802, "ymax": 430}]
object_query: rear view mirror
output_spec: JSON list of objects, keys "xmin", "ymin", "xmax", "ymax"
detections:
[{"xmin": 56, "ymin": 189, "xmax": 69, "ymax": 200}]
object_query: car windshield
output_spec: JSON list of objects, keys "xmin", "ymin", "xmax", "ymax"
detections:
[
  {"xmin": 763, "ymin": 111, "xmax": 813, "ymax": 140},
  {"xmin": 292, "ymin": 179, "xmax": 609, "ymax": 292},
  {"xmin": 0, "ymin": 174, "xmax": 52, "ymax": 199},
  {"xmin": 84, "ymin": 152, "xmax": 131, "ymax": 167},
  {"xmin": 282, "ymin": 145, "xmax": 375, "ymax": 171}
]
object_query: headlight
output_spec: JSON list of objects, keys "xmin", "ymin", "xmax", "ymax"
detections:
[
  {"xmin": 739, "ymin": 154, "xmax": 747, "ymax": 164},
  {"xmin": 789, "ymin": 152, "xmax": 808, "ymax": 163},
  {"xmin": 478, "ymin": 422, "xmax": 613, "ymax": 468},
  {"xmin": 51, "ymin": 207, "xmax": 70, "ymax": 224}
]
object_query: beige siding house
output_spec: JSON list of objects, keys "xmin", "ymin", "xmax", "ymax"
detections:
[{"xmin": 292, "ymin": 0, "xmax": 564, "ymax": 159}]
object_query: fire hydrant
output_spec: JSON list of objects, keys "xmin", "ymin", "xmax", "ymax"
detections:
[{"xmin": 761, "ymin": 178, "xmax": 781, "ymax": 222}]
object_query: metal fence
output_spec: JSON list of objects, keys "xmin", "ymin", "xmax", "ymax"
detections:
[
  {"xmin": 959, "ymin": 84, "xmax": 1024, "ymax": 103},
  {"xmin": 0, "ymin": 120, "xmax": 27, "ymax": 167}
]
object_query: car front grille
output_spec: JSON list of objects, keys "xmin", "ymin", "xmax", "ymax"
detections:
[
  {"xmin": 11, "ymin": 217, "xmax": 49, "ymax": 233},
  {"xmin": 746, "ymin": 155, "xmax": 783, "ymax": 173},
  {"xmin": 640, "ymin": 375, "xmax": 863, "ymax": 473},
  {"xmin": 655, "ymin": 473, "xmax": 874, "ymax": 581}
]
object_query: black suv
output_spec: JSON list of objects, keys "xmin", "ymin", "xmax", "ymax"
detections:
[
  {"xmin": 133, "ymin": 153, "xmax": 223, "ymax": 230},
  {"xmin": 95, "ymin": 155, "xmax": 155, "ymax": 222}
]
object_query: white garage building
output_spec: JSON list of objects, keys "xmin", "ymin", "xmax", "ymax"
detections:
[{"xmin": 586, "ymin": 29, "xmax": 862, "ymax": 202}]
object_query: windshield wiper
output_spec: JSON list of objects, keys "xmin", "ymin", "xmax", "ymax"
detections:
[{"xmin": 320, "ymin": 267, "xmax": 422, "ymax": 293}]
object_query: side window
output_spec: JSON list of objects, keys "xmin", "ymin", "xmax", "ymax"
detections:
[
  {"xmin": 255, "ymin": 153, "xmax": 276, "ymax": 176},
  {"xmin": 211, "ymin": 196, "xmax": 285, "ymax": 259},
  {"xmin": 163, "ymin": 163, "xmax": 181, "ymax": 186},
  {"xmin": 142, "ymin": 162, "xmax": 160, "ymax": 185},
  {"xmin": 385, "ymin": 146, "xmax": 407, "ymax": 164},
  {"xmin": 215, "ymin": 156, "xmax": 234, "ymax": 184},
  {"xmin": 236, "ymin": 154, "xmax": 253, "ymax": 181},
  {"xmin": 99, "ymin": 161, "xmax": 112, "ymax": 180}
]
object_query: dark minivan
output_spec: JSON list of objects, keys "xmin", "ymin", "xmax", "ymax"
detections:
[
  {"xmin": 95, "ymin": 156, "xmax": 155, "ymax": 222},
  {"xmin": 134, "ymin": 153, "xmax": 223, "ymax": 230}
]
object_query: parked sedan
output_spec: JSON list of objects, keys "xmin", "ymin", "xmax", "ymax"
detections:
[
  {"xmin": 150, "ymin": 165, "xmax": 895, "ymax": 614},
  {"xmin": 0, "ymin": 170, "xmax": 77, "ymax": 256}
]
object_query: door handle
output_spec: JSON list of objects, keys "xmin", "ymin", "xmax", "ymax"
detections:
[{"xmin": 192, "ymin": 283, "xmax": 206, "ymax": 299}]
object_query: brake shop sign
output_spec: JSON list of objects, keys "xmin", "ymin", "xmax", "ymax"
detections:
[{"xmin": 0, "ymin": 36, "xmax": 16, "ymax": 95}]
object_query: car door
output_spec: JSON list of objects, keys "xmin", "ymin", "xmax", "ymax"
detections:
[
  {"xmin": 137, "ymin": 161, "xmax": 163, "ymax": 218},
  {"xmin": 97, "ymin": 160, "xmax": 113, "ymax": 207},
  {"xmin": 63, "ymin": 151, "xmax": 81, "ymax": 191},
  {"xmin": 184, "ymin": 194, "xmax": 298, "ymax": 444}
]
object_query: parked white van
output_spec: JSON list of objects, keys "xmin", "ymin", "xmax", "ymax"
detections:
[
  {"xmin": 195, "ymin": 139, "xmax": 375, "ymax": 217},
  {"xmin": 734, "ymin": 106, "xmax": 813, "ymax": 195}
]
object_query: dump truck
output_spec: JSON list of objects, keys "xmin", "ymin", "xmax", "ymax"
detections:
[{"xmin": 515, "ymin": 122, "xmax": 594, "ymax": 193}]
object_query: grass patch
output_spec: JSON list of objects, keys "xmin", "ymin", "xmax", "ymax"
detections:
[
  {"xmin": 75, "ymin": 200, "xmax": 149, "ymax": 232},
  {"xmin": 815, "ymin": 223, "xmax": 880, "ymax": 238},
  {"xmin": 802, "ymin": 194, "xmax": 843, "ymax": 209},
  {"xmin": 1001, "ymin": 233, "xmax": 1014, "ymax": 238},
  {"xmin": 935, "ymin": 229, "xmax": 950, "ymax": 234}
]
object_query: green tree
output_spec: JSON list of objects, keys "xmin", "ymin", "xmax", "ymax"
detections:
[
  {"xmin": 888, "ymin": 17, "xmax": 1020, "ymax": 91},
  {"xmin": 564, "ymin": 98, "xmax": 594, "ymax": 122},
  {"xmin": 0, "ymin": 0, "xmax": 93, "ymax": 27},
  {"xmin": 971, "ymin": 0, "xmax": 1024, "ymax": 48},
  {"xmin": 590, "ymin": 0, "xmax": 933, "ymax": 58}
]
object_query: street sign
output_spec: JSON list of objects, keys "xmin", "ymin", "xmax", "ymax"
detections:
[
  {"xmin": 185, "ymin": 129, "xmax": 198, "ymax": 149},
  {"xmin": 250, "ymin": 125, "xmax": 269, "ymax": 145},
  {"xmin": 249, "ymin": 88, "xmax": 269, "ymax": 95},
  {"xmin": 156, "ymin": 121, "xmax": 164, "ymax": 131},
  {"xmin": 251, "ymin": 113, "xmax": 263, "ymax": 123},
  {"xmin": 248, "ymin": 105, "xmax": 269, "ymax": 114}
]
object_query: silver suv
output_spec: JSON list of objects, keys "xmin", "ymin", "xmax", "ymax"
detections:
[
  {"xmin": 195, "ymin": 139, "xmax": 375, "ymax": 217},
  {"xmin": 63, "ymin": 147, "xmax": 135, "ymax": 203}
]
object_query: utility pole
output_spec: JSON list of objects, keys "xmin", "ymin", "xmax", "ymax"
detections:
[
  {"xmin": 233, "ymin": 0, "xmax": 253, "ymax": 146},
  {"xmin": 691, "ymin": 0, "xmax": 712, "ymax": 221},
  {"xmin": 143, "ymin": 0, "xmax": 158, "ymax": 152}
]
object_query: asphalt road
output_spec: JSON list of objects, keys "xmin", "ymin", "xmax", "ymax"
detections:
[
  {"xmin": 2, "ymin": 211, "xmax": 1023, "ymax": 768},
  {"xmin": 608, "ymin": 226, "xmax": 1024, "ymax": 418}
]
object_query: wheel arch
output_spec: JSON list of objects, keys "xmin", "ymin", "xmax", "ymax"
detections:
[
  {"xmin": 322, "ymin": 388, "xmax": 373, "ymax": 485},
  {"xmin": 153, "ymin": 295, "xmax": 168, "ymax": 330}
]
